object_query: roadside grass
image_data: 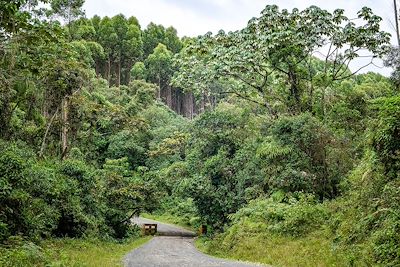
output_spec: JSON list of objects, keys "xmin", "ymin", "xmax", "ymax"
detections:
[
  {"xmin": 0, "ymin": 237, "xmax": 151, "ymax": 267},
  {"xmin": 44, "ymin": 237, "xmax": 152, "ymax": 267},
  {"xmin": 195, "ymin": 231, "xmax": 348, "ymax": 267}
]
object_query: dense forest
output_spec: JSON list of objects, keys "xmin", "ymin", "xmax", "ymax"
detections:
[{"xmin": 1, "ymin": 0, "xmax": 400, "ymax": 266}]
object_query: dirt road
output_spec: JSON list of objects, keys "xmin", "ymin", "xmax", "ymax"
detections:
[{"xmin": 124, "ymin": 217, "xmax": 264, "ymax": 267}]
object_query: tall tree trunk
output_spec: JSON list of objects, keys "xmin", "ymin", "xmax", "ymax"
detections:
[
  {"xmin": 288, "ymin": 70, "xmax": 301, "ymax": 114},
  {"xmin": 395, "ymin": 0, "xmax": 400, "ymax": 46},
  {"xmin": 0, "ymin": 102, "xmax": 11, "ymax": 139},
  {"xmin": 185, "ymin": 93, "xmax": 190, "ymax": 118},
  {"xmin": 95, "ymin": 60, "xmax": 100, "ymax": 78},
  {"xmin": 189, "ymin": 93, "xmax": 194, "ymax": 119},
  {"xmin": 176, "ymin": 90, "xmax": 181, "ymax": 114},
  {"xmin": 158, "ymin": 76, "xmax": 161, "ymax": 99},
  {"xmin": 39, "ymin": 107, "xmax": 59, "ymax": 158},
  {"xmin": 166, "ymin": 85, "xmax": 172, "ymax": 108},
  {"xmin": 127, "ymin": 62, "xmax": 132, "ymax": 85},
  {"xmin": 200, "ymin": 94, "xmax": 205, "ymax": 113},
  {"xmin": 321, "ymin": 85, "xmax": 327, "ymax": 118},
  {"xmin": 106, "ymin": 58, "xmax": 111, "ymax": 84},
  {"xmin": 61, "ymin": 97, "xmax": 69, "ymax": 160},
  {"xmin": 117, "ymin": 60, "xmax": 121, "ymax": 87}
]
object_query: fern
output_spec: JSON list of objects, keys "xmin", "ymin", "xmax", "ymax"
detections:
[{"xmin": 256, "ymin": 137, "xmax": 293, "ymax": 160}]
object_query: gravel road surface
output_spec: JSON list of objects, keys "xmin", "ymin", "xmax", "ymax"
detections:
[{"xmin": 124, "ymin": 217, "xmax": 264, "ymax": 267}]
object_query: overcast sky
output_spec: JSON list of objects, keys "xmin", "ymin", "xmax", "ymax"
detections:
[{"xmin": 83, "ymin": 0, "xmax": 397, "ymax": 75}]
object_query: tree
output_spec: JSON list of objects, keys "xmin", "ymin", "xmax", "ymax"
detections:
[
  {"xmin": 41, "ymin": 56, "xmax": 87, "ymax": 158},
  {"xmin": 91, "ymin": 15, "xmax": 142, "ymax": 86},
  {"xmin": 131, "ymin": 62, "xmax": 147, "ymax": 81},
  {"xmin": 394, "ymin": 0, "xmax": 400, "ymax": 46},
  {"xmin": 48, "ymin": 0, "xmax": 86, "ymax": 158},
  {"xmin": 103, "ymin": 157, "xmax": 157, "ymax": 238},
  {"xmin": 384, "ymin": 46, "xmax": 400, "ymax": 88},
  {"xmin": 120, "ymin": 19, "xmax": 143, "ymax": 85},
  {"xmin": 69, "ymin": 18, "xmax": 96, "ymax": 41},
  {"xmin": 97, "ymin": 16, "xmax": 117, "ymax": 83},
  {"xmin": 0, "ymin": 0, "xmax": 64, "ymax": 140},
  {"xmin": 0, "ymin": 0, "xmax": 32, "ymax": 36},
  {"xmin": 143, "ymin": 23, "xmax": 182, "ymax": 58},
  {"xmin": 164, "ymin": 26, "xmax": 183, "ymax": 54},
  {"xmin": 182, "ymin": 103, "xmax": 261, "ymax": 227},
  {"xmin": 50, "ymin": 0, "xmax": 85, "ymax": 27},
  {"xmin": 371, "ymin": 95, "xmax": 400, "ymax": 177},
  {"xmin": 145, "ymin": 43, "xmax": 173, "ymax": 100},
  {"xmin": 173, "ymin": 5, "xmax": 390, "ymax": 116}
]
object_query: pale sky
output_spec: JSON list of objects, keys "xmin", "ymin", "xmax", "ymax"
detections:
[{"xmin": 83, "ymin": 0, "xmax": 397, "ymax": 75}]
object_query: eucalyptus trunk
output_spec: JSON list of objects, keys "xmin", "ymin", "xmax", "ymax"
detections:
[
  {"xmin": 61, "ymin": 97, "xmax": 69, "ymax": 160},
  {"xmin": 117, "ymin": 59, "xmax": 121, "ymax": 87},
  {"xmin": 394, "ymin": 0, "xmax": 400, "ymax": 46},
  {"xmin": 106, "ymin": 58, "xmax": 111, "ymax": 83}
]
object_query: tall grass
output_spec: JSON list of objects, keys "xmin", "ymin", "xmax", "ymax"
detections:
[
  {"xmin": 0, "ymin": 237, "xmax": 151, "ymax": 267},
  {"xmin": 196, "ymin": 231, "xmax": 347, "ymax": 267}
]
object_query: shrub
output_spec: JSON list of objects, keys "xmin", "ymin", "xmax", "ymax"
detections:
[
  {"xmin": 229, "ymin": 194, "xmax": 328, "ymax": 237},
  {"xmin": 333, "ymin": 96, "xmax": 400, "ymax": 266},
  {"xmin": 0, "ymin": 141, "xmax": 59, "ymax": 242},
  {"xmin": 263, "ymin": 113, "xmax": 344, "ymax": 199},
  {"xmin": 0, "ymin": 141, "xmax": 126, "ymax": 241},
  {"xmin": 102, "ymin": 158, "xmax": 157, "ymax": 239},
  {"xmin": 334, "ymin": 152, "xmax": 400, "ymax": 266},
  {"xmin": 370, "ymin": 96, "xmax": 400, "ymax": 178},
  {"xmin": 0, "ymin": 241, "xmax": 48, "ymax": 267}
]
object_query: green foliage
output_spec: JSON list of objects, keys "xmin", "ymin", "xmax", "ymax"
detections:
[
  {"xmin": 51, "ymin": 0, "xmax": 85, "ymax": 24},
  {"xmin": 150, "ymin": 197, "xmax": 199, "ymax": 229},
  {"xmin": 67, "ymin": 16, "xmax": 183, "ymax": 87},
  {"xmin": 333, "ymin": 153, "xmax": 400, "ymax": 266},
  {"xmin": 0, "ymin": 241, "xmax": 48, "ymax": 267},
  {"xmin": 145, "ymin": 43, "xmax": 173, "ymax": 92},
  {"xmin": 130, "ymin": 62, "xmax": 147, "ymax": 80},
  {"xmin": 143, "ymin": 102, "xmax": 190, "ymax": 171},
  {"xmin": 370, "ymin": 96, "xmax": 400, "ymax": 178},
  {"xmin": 68, "ymin": 79, "xmax": 157, "ymax": 168},
  {"xmin": 263, "ymin": 113, "xmax": 343, "ymax": 199},
  {"xmin": 0, "ymin": 141, "xmax": 59, "ymax": 242},
  {"xmin": 0, "ymin": 0, "xmax": 39, "ymax": 35},
  {"xmin": 384, "ymin": 46, "xmax": 400, "ymax": 88},
  {"xmin": 332, "ymin": 96, "xmax": 400, "ymax": 266},
  {"xmin": 181, "ymin": 103, "xmax": 262, "ymax": 228},
  {"xmin": 0, "ymin": 140, "xmax": 155, "ymax": 242},
  {"xmin": 173, "ymin": 5, "xmax": 390, "ymax": 115},
  {"xmin": 0, "ymin": 141, "xmax": 97, "ymax": 240},
  {"xmin": 101, "ymin": 157, "xmax": 158, "ymax": 238},
  {"xmin": 175, "ymin": 107, "xmax": 347, "ymax": 229},
  {"xmin": 142, "ymin": 23, "xmax": 182, "ymax": 57},
  {"xmin": 107, "ymin": 130, "xmax": 148, "ymax": 168},
  {"xmin": 229, "ymin": 194, "xmax": 328, "ymax": 237},
  {"xmin": 0, "ymin": 1, "xmax": 77, "ymax": 141},
  {"xmin": 195, "ymin": 196, "xmax": 341, "ymax": 267}
]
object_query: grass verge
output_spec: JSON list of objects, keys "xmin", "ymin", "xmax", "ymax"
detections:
[
  {"xmin": 195, "ymin": 231, "xmax": 347, "ymax": 267},
  {"xmin": 0, "ymin": 236, "xmax": 151, "ymax": 267}
]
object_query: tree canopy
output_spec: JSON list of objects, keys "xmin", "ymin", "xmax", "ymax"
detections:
[{"xmin": 173, "ymin": 5, "xmax": 390, "ymax": 116}]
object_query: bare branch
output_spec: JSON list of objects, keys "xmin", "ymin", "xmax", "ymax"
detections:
[{"xmin": 334, "ymin": 60, "xmax": 375, "ymax": 81}]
